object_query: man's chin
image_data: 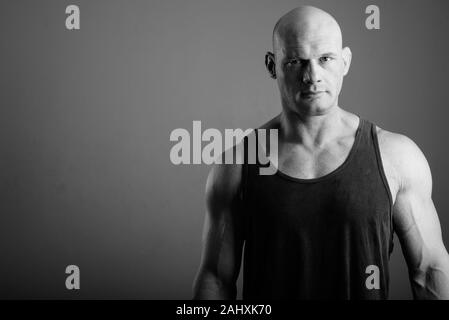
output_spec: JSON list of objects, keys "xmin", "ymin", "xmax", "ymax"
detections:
[{"xmin": 292, "ymin": 101, "xmax": 334, "ymax": 116}]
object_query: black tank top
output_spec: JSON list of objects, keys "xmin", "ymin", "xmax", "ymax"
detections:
[{"xmin": 240, "ymin": 118, "xmax": 394, "ymax": 300}]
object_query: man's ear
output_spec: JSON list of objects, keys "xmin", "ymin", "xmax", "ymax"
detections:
[
  {"xmin": 342, "ymin": 47, "xmax": 352, "ymax": 76},
  {"xmin": 265, "ymin": 52, "xmax": 276, "ymax": 79}
]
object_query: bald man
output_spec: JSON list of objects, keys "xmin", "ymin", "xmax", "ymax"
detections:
[{"xmin": 192, "ymin": 6, "xmax": 449, "ymax": 299}]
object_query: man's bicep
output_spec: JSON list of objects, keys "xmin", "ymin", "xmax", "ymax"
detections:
[
  {"xmin": 392, "ymin": 137, "xmax": 445, "ymax": 270},
  {"xmin": 394, "ymin": 189, "xmax": 444, "ymax": 270},
  {"xmin": 199, "ymin": 164, "xmax": 245, "ymax": 284}
]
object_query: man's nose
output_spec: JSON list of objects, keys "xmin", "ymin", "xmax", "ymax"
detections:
[{"xmin": 301, "ymin": 60, "xmax": 321, "ymax": 84}]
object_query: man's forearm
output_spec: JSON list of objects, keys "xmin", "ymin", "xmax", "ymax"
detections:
[{"xmin": 411, "ymin": 254, "xmax": 449, "ymax": 299}]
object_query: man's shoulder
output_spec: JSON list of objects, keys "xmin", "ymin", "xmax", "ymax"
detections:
[
  {"xmin": 258, "ymin": 114, "xmax": 281, "ymax": 130},
  {"xmin": 375, "ymin": 125, "xmax": 432, "ymax": 189},
  {"xmin": 376, "ymin": 126, "xmax": 416, "ymax": 153},
  {"xmin": 206, "ymin": 147, "xmax": 244, "ymax": 200},
  {"xmin": 206, "ymin": 115, "xmax": 280, "ymax": 199},
  {"xmin": 375, "ymin": 125, "xmax": 424, "ymax": 162}
]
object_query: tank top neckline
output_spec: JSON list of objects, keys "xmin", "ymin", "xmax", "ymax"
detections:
[{"xmin": 264, "ymin": 116, "xmax": 365, "ymax": 184}]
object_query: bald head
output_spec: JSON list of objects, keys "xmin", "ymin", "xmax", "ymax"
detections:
[
  {"xmin": 272, "ymin": 6, "xmax": 343, "ymax": 55},
  {"xmin": 266, "ymin": 6, "xmax": 352, "ymax": 115}
]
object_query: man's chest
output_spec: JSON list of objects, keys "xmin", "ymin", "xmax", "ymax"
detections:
[
  {"xmin": 272, "ymin": 137, "xmax": 400, "ymax": 203},
  {"xmin": 276, "ymin": 141, "xmax": 355, "ymax": 180}
]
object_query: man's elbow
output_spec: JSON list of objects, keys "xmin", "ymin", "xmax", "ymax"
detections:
[
  {"xmin": 410, "ymin": 249, "xmax": 449, "ymax": 299},
  {"xmin": 192, "ymin": 269, "xmax": 237, "ymax": 300}
]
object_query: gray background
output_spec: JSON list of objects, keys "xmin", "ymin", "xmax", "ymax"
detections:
[{"xmin": 1, "ymin": 0, "xmax": 448, "ymax": 299}]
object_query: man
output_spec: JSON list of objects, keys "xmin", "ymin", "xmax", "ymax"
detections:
[{"xmin": 192, "ymin": 6, "xmax": 449, "ymax": 299}]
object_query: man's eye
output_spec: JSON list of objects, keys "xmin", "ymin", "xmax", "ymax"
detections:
[
  {"xmin": 285, "ymin": 59, "xmax": 299, "ymax": 66},
  {"xmin": 319, "ymin": 56, "xmax": 332, "ymax": 63}
]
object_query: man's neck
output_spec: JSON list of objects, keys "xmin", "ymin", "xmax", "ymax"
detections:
[{"xmin": 279, "ymin": 106, "xmax": 347, "ymax": 147}]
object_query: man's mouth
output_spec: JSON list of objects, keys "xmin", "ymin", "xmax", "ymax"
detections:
[{"xmin": 301, "ymin": 91, "xmax": 325, "ymax": 98}]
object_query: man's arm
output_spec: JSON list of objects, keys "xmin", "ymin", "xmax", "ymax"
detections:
[
  {"xmin": 381, "ymin": 131, "xmax": 449, "ymax": 299},
  {"xmin": 192, "ymin": 149, "xmax": 245, "ymax": 299}
]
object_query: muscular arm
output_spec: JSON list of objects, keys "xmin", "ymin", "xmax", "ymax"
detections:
[
  {"xmin": 384, "ymin": 133, "xmax": 449, "ymax": 299},
  {"xmin": 192, "ymin": 151, "xmax": 245, "ymax": 299}
]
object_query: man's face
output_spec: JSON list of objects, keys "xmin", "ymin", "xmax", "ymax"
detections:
[{"xmin": 272, "ymin": 30, "xmax": 351, "ymax": 116}]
